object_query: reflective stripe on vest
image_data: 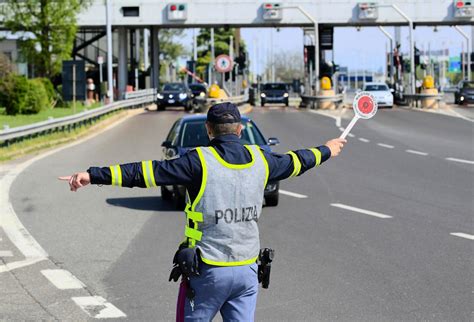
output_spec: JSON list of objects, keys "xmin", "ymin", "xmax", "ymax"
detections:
[
  {"xmin": 184, "ymin": 145, "xmax": 267, "ymax": 266},
  {"xmin": 309, "ymin": 148, "xmax": 322, "ymax": 167}
]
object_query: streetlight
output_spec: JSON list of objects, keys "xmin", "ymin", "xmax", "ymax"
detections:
[
  {"xmin": 279, "ymin": 6, "xmax": 319, "ymax": 95},
  {"xmin": 378, "ymin": 26, "xmax": 394, "ymax": 84},
  {"xmin": 106, "ymin": 0, "xmax": 113, "ymax": 102}
]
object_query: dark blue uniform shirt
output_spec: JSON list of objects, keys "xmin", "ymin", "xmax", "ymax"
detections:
[{"xmin": 88, "ymin": 134, "xmax": 331, "ymax": 202}]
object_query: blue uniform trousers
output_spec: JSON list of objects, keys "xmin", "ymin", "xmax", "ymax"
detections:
[{"xmin": 182, "ymin": 262, "xmax": 259, "ymax": 321}]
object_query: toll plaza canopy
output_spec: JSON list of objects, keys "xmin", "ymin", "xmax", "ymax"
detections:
[{"xmin": 76, "ymin": 0, "xmax": 473, "ymax": 28}]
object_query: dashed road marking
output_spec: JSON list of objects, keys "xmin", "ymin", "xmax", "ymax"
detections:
[
  {"xmin": 406, "ymin": 149, "xmax": 429, "ymax": 156},
  {"xmin": 331, "ymin": 203, "xmax": 392, "ymax": 219},
  {"xmin": 358, "ymin": 138, "xmax": 370, "ymax": 143},
  {"xmin": 41, "ymin": 269, "xmax": 86, "ymax": 290},
  {"xmin": 338, "ymin": 127, "xmax": 345, "ymax": 132},
  {"xmin": 348, "ymin": 133, "xmax": 355, "ymax": 138},
  {"xmin": 445, "ymin": 157, "xmax": 474, "ymax": 165},
  {"xmin": 279, "ymin": 189, "xmax": 308, "ymax": 199},
  {"xmin": 450, "ymin": 233, "xmax": 474, "ymax": 240},
  {"xmin": 0, "ymin": 250, "xmax": 13, "ymax": 257},
  {"xmin": 377, "ymin": 143, "xmax": 395, "ymax": 149},
  {"xmin": 72, "ymin": 296, "xmax": 126, "ymax": 319}
]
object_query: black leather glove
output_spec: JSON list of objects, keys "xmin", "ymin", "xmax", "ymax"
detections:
[{"xmin": 176, "ymin": 247, "xmax": 200, "ymax": 277}]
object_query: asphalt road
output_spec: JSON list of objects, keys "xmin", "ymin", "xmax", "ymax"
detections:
[{"xmin": 1, "ymin": 104, "xmax": 472, "ymax": 321}]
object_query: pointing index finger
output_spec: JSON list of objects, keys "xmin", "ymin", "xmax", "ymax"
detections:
[{"xmin": 58, "ymin": 176, "xmax": 72, "ymax": 181}]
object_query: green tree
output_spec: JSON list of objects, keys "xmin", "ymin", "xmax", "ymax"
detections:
[
  {"xmin": 196, "ymin": 28, "xmax": 245, "ymax": 78},
  {"xmin": 1, "ymin": 0, "xmax": 91, "ymax": 78},
  {"xmin": 159, "ymin": 29, "xmax": 186, "ymax": 78}
]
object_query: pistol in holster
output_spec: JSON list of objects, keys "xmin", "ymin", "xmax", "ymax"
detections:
[{"xmin": 257, "ymin": 248, "xmax": 275, "ymax": 289}]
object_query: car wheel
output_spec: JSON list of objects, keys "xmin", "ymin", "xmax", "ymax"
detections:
[
  {"xmin": 285, "ymin": 100, "xmax": 289, "ymax": 107},
  {"xmin": 387, "ymin": 105, "xmax": 393, "ymax": 109},
  {"xmin": 265, "ymin": 193, "xmax": 279, "ymax": 207},
  {"xmin": 161, "ymin": 186, "xmax": 173, "ymax": 201},
  {"xmin": 173, "ymin": 186, "xmax": 186, "ymax": 210},
  {"xmin": 157, "ymin": 104, "xmax": 165, "ymax": 111},
  {"xmin": 184, "ymin": 102, "xmax": 192, "ymax": 112},
  {"xmin": 261, "ymin": 102, "xmax": 265, "ymax": 107}
]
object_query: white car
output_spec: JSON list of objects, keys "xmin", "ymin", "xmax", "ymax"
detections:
[{"xmin": 361, "ymin": 83, "xmax": 394, "ymax": 108}]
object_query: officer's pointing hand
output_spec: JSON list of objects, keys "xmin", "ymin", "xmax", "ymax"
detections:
[
  {"xmin": 58, "ymin": 172, "xmax": 90, "ymax": 192},
  {"xmin": 325, "ymin": 138, "xmax": 347, "ymax": 157}
]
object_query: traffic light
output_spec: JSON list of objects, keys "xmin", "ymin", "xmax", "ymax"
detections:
[
  {"xmin": 454, "ymin": 0, "xmax": 474, "ymax": 18},
  {"xmin": 262, "ymin": 3, "xmax": 282, "ymax": 21},
  {"xmin": 234, "ymin": 52, "xmax": 247, "ymax": 75},
  {"xmin": 167, "ymin": 3, "xmax": 187, "ymax": 21},
  {"xmin": 304, "ymin": 45, "xmax": 315, "ymax": 72},
  {"xmin": 358, "ymin": 2, "xmax": 378, "ymax": 20}
]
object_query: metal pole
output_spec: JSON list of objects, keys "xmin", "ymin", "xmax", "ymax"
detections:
[
  {"xmin": 210, "ymin": 28, "xmax": 215, "ymax": 84},
  {"xmin": 390, "ymin": 4, "xmax": 415, "ymax": 94},
  {"xmin": 280, "ymin": 6, "xmax": 319, "ymax": 93},
  {"xmin": 72, "ymin": 63, "xmax": 76, "ymax": 114},
  {"xmin": 193, "ymin": 28, "xmax": 198, "ymax": 61},
  {"xmin": 143, "ymin": 28, "xmax": 149, "ymax": 71},
  {"xmin": 454, "ymin": 26, "xmax": 471, "ymax": 81},
  {"xmin": 270, "ymin": 29, "xmax": 275, "ymax": 82},
  {"xmin": 461, "ymin": 41, "xmax": 465, "ymax": 80},
  {"xmin": 378, "ymin": 26, "xmax": 394, "ymax": 84},
  {"xmin": 106, "ymin": 0, "xmax": 113, "ymax": 102}
]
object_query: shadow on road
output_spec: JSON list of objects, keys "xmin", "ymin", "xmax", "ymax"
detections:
[{"xmin": 106, "ymin": 196, "xmax": 177, "ymax": 212}]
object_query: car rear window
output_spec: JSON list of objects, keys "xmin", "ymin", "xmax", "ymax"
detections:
[
  {"xmin": 364, "ymin": 84, "xmax": 389, "ymax": 91},
  {"xmin": 180, "ymin": 120, "xmax": 266, "ymax": 148},
  {"xmin": 462, "ymin": 82, "xmax": 474, "ymax": 89},
  {"xmin": 263, "ymin": 84, "xmax": 287, "ymax": 91}
]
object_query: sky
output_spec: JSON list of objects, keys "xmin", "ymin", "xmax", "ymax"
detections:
[{"xmin": 177, "ymin": 25, "xmax": 472, "ymax": 74}]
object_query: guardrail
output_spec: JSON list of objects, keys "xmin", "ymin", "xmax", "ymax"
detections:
[
  {"xmin": 299, "ymin": 94, "xmax": 344, "ymax": 109},
  {"xmin": 206, "ymin": 89, "xmax": 249, "ymax": 107},
  {"xmin": 1, "ymin": 89, "xmax": 156, "ymax": 146}
]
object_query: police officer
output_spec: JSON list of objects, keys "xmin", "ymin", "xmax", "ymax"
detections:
[{"xmin": 60, "ymin": 102, "xmax": 346, "ymax": 321}]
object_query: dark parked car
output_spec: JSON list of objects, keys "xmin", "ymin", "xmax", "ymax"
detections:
[
  {"xmin": 260, "ymin": 83, "xmax": 289, "ymax": 107},
  {"xmin": 454, "ymin": 81, "xmax": 474, "ymax": 105},
  {"xmin": 188, "ymin": 83, "xmax": 208, "ymax": 112},
  {"xmin": 156, "ymin": 83, "xmax": 193, "ymax": 111},
  {"xmin": 161, "ymin": 114, "xmax": 281, "ymax": 208}
]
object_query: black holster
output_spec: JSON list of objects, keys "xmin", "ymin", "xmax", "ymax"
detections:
[{"xmin": 257, "ymin": 248, "xmax": 275, "ymax": 289}]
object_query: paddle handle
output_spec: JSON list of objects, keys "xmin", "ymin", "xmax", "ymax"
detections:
[{"xmin": 339, "ymin": 115, "xmax": 360, "ymax": 139}]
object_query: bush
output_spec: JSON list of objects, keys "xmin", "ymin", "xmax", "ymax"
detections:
[
  {"xmin": 36, "ymin": 78, "xmax": 56, "ymax": 105},
  {"xmin": 0, "ymin": 74, "xmax": 50, "ymax": 115}
]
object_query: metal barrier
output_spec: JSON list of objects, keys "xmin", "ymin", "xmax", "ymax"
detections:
[
  {"xmin": 404, "ymin": 93, "xmax": 444, "ymax": 108},
  {"xmin": 0, "ymin": 90, "xmax": 156, "ymax": 145},
  {"xmin": 206, "ymin": 89, "xmax": 249, "ymax": 107},
  {"xmin": 299, "ymin": 94, "xmax": 344, "ymax": 109}
]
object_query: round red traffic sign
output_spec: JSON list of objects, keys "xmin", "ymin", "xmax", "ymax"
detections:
[
  {"xmin": 215, "ymin": 54, "xmax": 233, "ymax": 73},
  {"xmin": 353, "ymin": 91, "xmax": 377, "ymax": 119}
]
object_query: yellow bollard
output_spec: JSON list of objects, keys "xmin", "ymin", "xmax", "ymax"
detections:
[
  {"xmin": 318, "ymin": 76, "xmax": 336, "ymax": 110},
  {"xmin": 420, "ymin": 75, "xmax": 439, "ymax": 109}
]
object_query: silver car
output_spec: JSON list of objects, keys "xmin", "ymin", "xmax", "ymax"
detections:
[{"xmin": 362, "ymin": 82, "xmax": 394, "ymax": 108}]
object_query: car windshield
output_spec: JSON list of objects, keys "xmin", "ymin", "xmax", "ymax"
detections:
[
  {"xmin": 189, "ymin": 84, "xmax": 207, "ymax": 92},
  {"xmin": 180, "ymin": 120, "xmax": 266, "ymax": 148},
  {"xmin": 364, "ymin": 84, "xmax": 389, "ymax": 91},
  {"xmin": 263, "ymin": 84, "xmax": 287, "ymax": 91},
  {"xmin": 462, "ymin": 81, "xmax": 474, "ymax": 89},
  {"xmin": 163, "ymin": 83, "xmax": 185, "ymax": 91}
]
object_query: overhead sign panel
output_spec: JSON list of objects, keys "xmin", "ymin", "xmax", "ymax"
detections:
[
  {"xmin": 454, "ymin": 0, "xmax": 474, "ymax": 18},
  {"xmin": 358, "ymin": 2, "xmax": 378, "ymax": 20},
  {"xmin": 262, "ymin": 3, "xmax": 282, "ymax": 21},
  {"xmin": 167, "ymin": 3, "xmax": 187, "ymax": 21}
]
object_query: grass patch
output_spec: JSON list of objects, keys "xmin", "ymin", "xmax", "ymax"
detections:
[
  {"xmin": 0, "ymin": 109, "xmax": 130, "ymax": 162},
  {"xmin": 0, "ymin": 102, "xmax": 102, "ymax": 129}
]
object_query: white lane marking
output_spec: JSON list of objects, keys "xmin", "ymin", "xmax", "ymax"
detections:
[
  {"xmin": 279, "ymin": 189, "xmax": 308, "ymax": 199},
  {"xmin": 358, "ymin": 138, "xmax": 370, "ymax": 143},
  {"xmin": 348, "ymin": 133, "xmax": 355, "ymax": 138},
  {"xmin": 445, "ymin": 157, "xmax": 474, "ymax": 165},
  {"xmin": 0, "ymin": 250, "xmax": 13, "ymax": 257},
  {"xmin": 406, "ymin": 149, "xmax": 429, "ymax": 156},
  {"xmin": 377, "ymin": 143, "xmax": 395, "ymax": 149},
  {"xmin": 41, "ymin": 269, "xmax": 86, "ymax": 290},
  {"xmin": 0, "ymin": 108, "xmax": 143, "ymax": 273},
  {"xmin": 72, "ymin": 296, "xmax": 126, "ymax": 319},
  {"xmin": 308, "ymin": 109, "xmax": 342, "ymax": 127},
  {"xmin": 338, "ymin": 127, "xmax": 345, "ymax": 132},
  {"xmin": 450, "ymin": 233, "xmax": 474, "ymax": 240},
  {"xmin": 330, "ymin": 203, "xmax": 393, "ymax": 219}
]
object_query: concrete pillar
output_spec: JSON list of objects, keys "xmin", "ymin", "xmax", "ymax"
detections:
[
  {"xmin": 118, "ymin": 27, "xmax": 128, "ymax": 99},
  {"xmin": 150, "ymin": 26, "xmax": 160, "ymax": 90}
]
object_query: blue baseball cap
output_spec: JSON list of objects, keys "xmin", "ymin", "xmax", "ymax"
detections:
[{"xmin": 207, "ymin": 102, "xmax": 241, "ymax": 124}]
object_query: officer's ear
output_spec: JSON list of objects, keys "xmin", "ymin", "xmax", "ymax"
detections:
[
  {"xmin": 236, "ymin": 123, "xmax": 243, "ymax": 137},
  {"xmin": 205, "ymin": 122, "xmax": 214, "ymax": 139}
]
